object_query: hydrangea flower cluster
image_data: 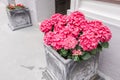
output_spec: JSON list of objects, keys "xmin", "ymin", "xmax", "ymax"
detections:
[
  {"xmin": 7, "ymin": 4, "xmax": 25, "ymax": 10},
  {"xmin": 40, "ymin": 11, "xmax": 112, "ymax": 61}
]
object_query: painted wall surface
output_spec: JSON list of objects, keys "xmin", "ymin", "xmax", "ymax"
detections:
[
  {"xmin": 35, "ymin": 0, "xmax": 55, "ymax": 22},
  {"xmin": 1, "ymin": 0, "xmax": 7, "ymax": 4},
  {"xmin": 98, "ymin": 24, "xmax": 120, "ymax": 80}
]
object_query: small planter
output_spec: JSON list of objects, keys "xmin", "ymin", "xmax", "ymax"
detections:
[
  {"xmin": 44, "ymin": 44, "xmax": 99, "ymax": 80},
  {"xmin": 7, "ymin": 8, "xmax": 32, "ymax": 31}
]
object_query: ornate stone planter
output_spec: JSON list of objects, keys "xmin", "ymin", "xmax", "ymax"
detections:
[
  {"xmin": 44, "ymin": 44, "xmax": 99, "ymax": 80},
  {"xmin": 7, "ymin": 8, "xmax": 32, "ymax": 31}
]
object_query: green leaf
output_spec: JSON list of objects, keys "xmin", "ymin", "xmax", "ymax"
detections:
[
  {"xmin": 97, "ymin": 44, "xmax": 102, "ymax": 51},
  {"xmin": 60, "ymin": 49, "xmax": 68, "ymax": 57},
  {"xmin": 81, "ymin": 52, "xmax": 91, "ymax": 60},
  {"xmin": 91, "ymin": 49, "xmax": 97, "ymax": 55},
  {"xmin": 81, "ymin": 51, "xmax": 86, "ymax": 55},
  {"xmin": 73, "ymin": 55, "xmax": 80, "ymax": 61},
  {"xmin": 67, "ymin": 55, "xmax": 72, "ymax": 59},
  {"xmin": 101, "ymin": 42, "xmax": 109, "ymax": 48},
  {"xmin": 76, "ymin": 45, "xmax": 81, "ymax": 50}
]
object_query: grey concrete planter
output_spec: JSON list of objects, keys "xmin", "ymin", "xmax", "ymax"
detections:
[
  {"xmin": 44, "ymin": 44, "xmax": 99, "ymax": 80},
  {"xmin": 7, "ymin": 8, "xmax": 32, "ymax": 31}
]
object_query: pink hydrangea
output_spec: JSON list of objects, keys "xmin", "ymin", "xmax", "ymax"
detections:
[
  {"xmin": 63, "ymin": 36, "xmax": 78, "ymax": 50},
  {"xmin": 44, "ymin": 31, "xmax": 54, "ymax": 45},
  {"xmin": 40, "ymin": 19, "xmax": 53, "ymax": 33},
  {"xmin": 68, "ymin": 11, "xmax": 85, "ymax": 27},
  {"xmin": 67, "ymin": 24, "xmax": 81, "ymax": 37},
  {"xmin": 41, "ymin": 11, "xmax": 112, "ymax": 52},
  {"xmin": 98, "ymin": 26, "xmax": 112, "ymax": 42},
  {"xmin": 83, "ymin": 20, "xmax": 102, "ymax": 33},
  {"xmin": 57, "ymin": 27, "xmax": 71, "ymax": 37},
  {"xmin": 51, "ymin": 32, "xmax": 66, "ymax": 50},
  {"xmin": 88, "ymin": 20, "xmax": 103, "ymax": 27},
  {"xmin": 72, "ymin": 49, "xmax": 82, "ymax": 56},
  {"xmin": 57, "ymin": 15, "xmax": 68, "ymax": 26},
  {"xmin": 44, "ymin": 31, "xmax": 66, "ymax": 50},
  {"xmin": 51, "ymin": 13, "xmax": 63, "ymax": 24},
  {"xmin": 79, "ymin": 33, "xmax": 99, "ymax": 51},
  {"xmin": 83, "ymin": 21, "xmax": 112, "ymax": 42},
  {"xmin": 82, "ymin": 20, "xmax": 112, "ymax": 42},
  {"xmin": 69, "ymin": 11, "xmax": 85, "ymax": 20},
  {"xmin": 56, "ymin": 24, "xmax": 81, "ymax": 38},
  {"xmin": 54, "ymin": 15, "xmax": 68, "ymax": 32}
]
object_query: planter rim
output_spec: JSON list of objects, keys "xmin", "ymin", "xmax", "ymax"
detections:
[{"xmin": 44, "ymin": 44, "xmax": 73, "ymax": 64}]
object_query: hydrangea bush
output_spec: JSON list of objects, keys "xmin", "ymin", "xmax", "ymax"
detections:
[
  {"xmin": 40, "ymin": 11, "xmax": 112, "ymax": 61},
  {"xmin": 7, "ymin": 4, "xmax": 25, "ymax": 10}
]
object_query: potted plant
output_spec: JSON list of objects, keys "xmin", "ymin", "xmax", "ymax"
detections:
[
  {"xmin": 39, "ymin": 11, "xmax": 112, "ymax": 80},
  {"xmin": 6, "ymin": 3, "xmax": 32, "ymax": 31},
  {"xmin": 7, "ymin": 3, "xmax": 25, "ymax": 10}
]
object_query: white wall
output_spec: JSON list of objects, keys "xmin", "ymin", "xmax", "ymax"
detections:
[
  {"xmin": 35, "ymin": 0, "xmax": 55, "ymax": 22},
  {"xmin": 69, "ymin": 0, "xmax": 120, "ymax": 80},
  {"xmin": 99, "ymin": 24, "xmax": 120, "ymax": 80},
  {"xmin": 1, "ymin": 0, "xmax": 8, "ymax": 4}
]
